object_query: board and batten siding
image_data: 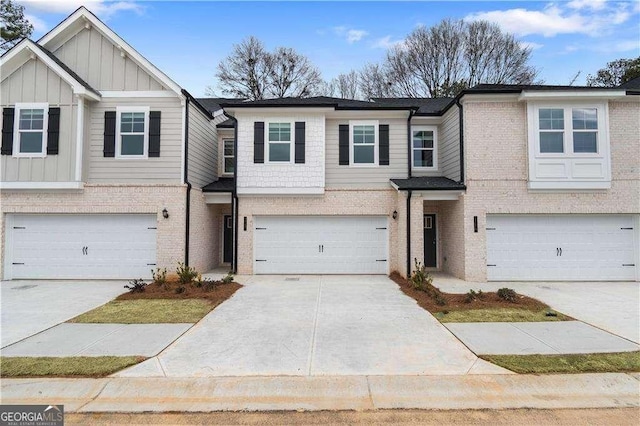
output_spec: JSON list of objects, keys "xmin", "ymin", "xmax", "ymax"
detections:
[
  {"xmin": 1, "ymin": 57, "xmax": 77, "ymax": 182},
  {"xmin": 87, "ymin": 96, "xmax": 183, "ymax": 183},
  {"xmin": 325, "ymin": 118, "xmax": 407, "ymax": 189},
  {"xmin": 52, "ymin": 27, "xmax": 167, "ymax": 91},
  {"xmin": 187, "ymin": 104, "xmax": 221, "ymax": 189},
  {"xmin": 439, "ymin": 106, "xmax": 461, "ymax": 182}
]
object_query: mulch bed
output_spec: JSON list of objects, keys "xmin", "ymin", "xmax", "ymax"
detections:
[
  {"xmin": 116, "ymin": 276, "xmax": 242, "ymax": 304},
  {"xmin": 390, "ymin": 272, "xmax": 548, "ymax": 314}
]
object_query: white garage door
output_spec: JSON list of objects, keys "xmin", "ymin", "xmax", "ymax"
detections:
[
  {"xmin": 254, "ymin": 216, "xmax": 388, "ymax": 274},
  {"xmin": 4, "ymin": 214, "xmax": 157, "ymax": 280},
  {"xmin": 486, "ymin": 215, "xmax": 638, "ymax": 281}
]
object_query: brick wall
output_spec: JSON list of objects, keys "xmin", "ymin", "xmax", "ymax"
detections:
[{"xmin": 188, "ymin": 188, "xmax": 217, "ymax": 273}]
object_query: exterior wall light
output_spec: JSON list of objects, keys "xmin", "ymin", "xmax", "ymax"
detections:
[
  {"xmin": 392, "ymin": 210, "xmax": 398, "ymax": 220},
  {"xmin": 162, "ymin": 208, "xmax": 169, "ymax": 219}
]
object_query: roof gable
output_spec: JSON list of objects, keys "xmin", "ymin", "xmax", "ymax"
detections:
[{"xmin": 38, "ymin": 7, "xmax": 182, "ymax": 95}]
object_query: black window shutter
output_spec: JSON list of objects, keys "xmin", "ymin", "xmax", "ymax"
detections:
[
  {"xmin": 338, "ymin": 124, "xmax": 349, "ymax": 165},
  {"xmin": 1, "ymin": 108, "xmax": 15, "ymax": 155},
  {"xmin": 295, "ymin": 121, "xmax": 305, "ymax": 164},
  {"xmin": 254, "ymin": 121, "xmax": 264, "ymax": 163},
  {"xmin": 148, "ymin": 111, "xmax": 161, "ymax": 157},
  {"xmin": 46, "ymin": 107, "xmax": 60, "ymax": 155},
  {"xmin": 379, "ymin": 124, "xmax": 389, "ymax": 166},
  {"xmin": 103, "ymin": 111, "xmax": 116, "ymax": 157}
]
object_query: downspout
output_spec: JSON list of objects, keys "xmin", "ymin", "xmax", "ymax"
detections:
[
  {"xmin": 223, "ymin": 111, "xmax": 239, "ymax": 274},
  {"xmin": 183, "ymin": 95, "xmax": 191, "ymax": 266},
  {"xmin": 455, "ymin": 98, "xmax": 465, "ymax": 184},
  {"xmin": 406, "ymin": 189, "xmax": 412, "ymax": 277}
]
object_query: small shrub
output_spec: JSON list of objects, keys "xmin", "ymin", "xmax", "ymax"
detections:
[
  {"xmin": 497, "ymin": 287, "xmax": 517, "ymax": 302},
  {"xmin": 434, "ymin": 292, "xmax": 447, "ymax": 306},
  {"xmin": 410, "ymin": 258, "xmax": 433, "ymax": 293},
  {"xmin": 193, "ymin": 273, "xmax": 204, "ymax": 288},
  {"xmin": 222, "ymin": 272, "xmax": 234, "ymax": 284},
  {"xmin": 203, "ymin": 280, "xmax": 217, "ymax": 292},
  {"xmin": 151, "ymin": 268, "xmax": 167, "ymax": 286},
  {"xmin": 464, "ymin": 289, "xmax": 485, "ymax": 303},
  {"xmin": 124, "ymin": 279, "xmax": 147, "ymax": 293},
  {"xmin": 176, "ymin": 262, "xmax": 198, "ymax": 284},
  {"xmin": 175, "ymin": 286, "xmax": 186, "ymax": 294}
]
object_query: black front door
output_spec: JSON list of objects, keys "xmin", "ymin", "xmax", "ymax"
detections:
[
  {"xmin": 423, "ymin": 214, "xmax": 437, "ymax": 267},
  {"xmin": 223, "ymin": 215, "xmax": 233, "ymax": 264}
]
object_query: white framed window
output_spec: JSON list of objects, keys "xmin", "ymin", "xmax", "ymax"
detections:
[
  {"xmin": 13, "ymin": 103, "xmax": 49, "ymax": 157},
  {"xmin": 349, "ymin": 120, "xmax": 378, "ymax": 166},
  {"xmin": 116, "ymin": 106, "xmax": 149, "ymax": 158},
  {"xmin": 412, "ymin": 126, "xmax": 437, "ymax": 169},
  {"xmin": 223, "ymin": 139, "xmax": 234, "ymax": 174},
  {"xmin": 535, "ymin": 105, "xmax": 603, "ymax": 156},
  {"xmin": 266, "ymin": 122, "xmax": 293, "ymax": 163}
]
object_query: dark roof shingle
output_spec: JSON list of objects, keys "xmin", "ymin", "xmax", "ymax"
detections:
[
  {"xmin": 391, "ymin": 176, "xmax": 465, "ymax": 191},
  {"xmin": 202, "ymin": 177, "xmax": 235, "ymax": 193}
]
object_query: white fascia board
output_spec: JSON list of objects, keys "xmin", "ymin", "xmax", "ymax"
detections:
[
  {"xmin": 38, "ymin": 7, "xmax": 183, "ymax": 96},
  {"xmin": 236, "ymin": 187, "xmax": 325, "ymax": 195},
  {"xmin": 519, "ymin": 90, "xmax": 627, "ymax": 101},
  {"xmin": 204, "ymin": 193, "xmax": 232, "ymax": 204},
  {"xmin": 0, "ymin": 181, "xmax": 84, "ymax": 190},
  {"xmin": 227, "ymin": 107, "xmax": 334, "ymax": 115},
  {"xmin": 100, "ymin": 91, "xmax": 178, "ymax": 98},
  {"xmin": 1, "ymin": 40, "xmax": 101, "ymax": 101},
  {"xmin": 419, "ymin": 190, "xmax": 464, "ymax": 200}
]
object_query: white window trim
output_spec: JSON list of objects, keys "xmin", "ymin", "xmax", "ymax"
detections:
[
  {"xmin": 265, "ymin": 121, "xmax": 294, "ymax": 164},
  {"xmin": 411, "ymin": 125, "xmax": 438, "ymax": 170},
  {"xmin": 115, "ymin": 106, "xmax": 150, "ymax": 159},
  {"xmin": 349, "ymin": 120, "xmax": 379, "ymax": 167},
  {"xmin": 13, "ymin": 102, "xmax": 49, "ymax": 158},
  {"xmin": 222, "ymin": 138, "xmax": 234, "ymax": 175},
  {"xmin": 531, "ymin": 102, "xmax": 607, "ymax": 158}
]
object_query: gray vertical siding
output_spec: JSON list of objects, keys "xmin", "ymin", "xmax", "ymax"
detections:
[
  {"xmin": 87, "ymin": 96, "xmax": 183, "ymax": 183},
  {"xmin": 53, "ymin": 28, "xmax": 167, "ymax": 91},
  {"xmin": 1, "ymin": 58, "xmax": 77, "ymax": 182},
  {"xmin": 325, "ymin": 118, "xmax": 407, "ymax": 189},
  {"xmin": 439, "ymin": 106, "xmax": 461, "ymax": 182},
  {"xmin": 187, "ymin": 104, "xmax": 220, "ymax": 189}
]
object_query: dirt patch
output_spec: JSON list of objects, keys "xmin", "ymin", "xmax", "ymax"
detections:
[
  {"xmin": 117, "ymin": 277, "xmax": 242, "ymax": 304},
  {"xmin": 390, "ymin": 272, "xmax": 551, "ymax": 314}
]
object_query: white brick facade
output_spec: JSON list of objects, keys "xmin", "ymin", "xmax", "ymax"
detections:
[{"xmin": 235, "ymin": 112, "xmax": 325, "ymax": 193}]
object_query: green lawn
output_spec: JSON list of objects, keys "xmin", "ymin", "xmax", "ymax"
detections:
[
  {"xmin": 0, "ymin": 356, "xmax": 143, "ymax": 378},
  {"xmin": 481, "ymin": 352, "xmax": 640, "ymax": 374},
  {"xmin": 435, "ymin": 308, "xmax": 572, "ymax": 323},
  {"xmin": 68, "ymin": 299, "xmax": 213, "ymax": 324}
]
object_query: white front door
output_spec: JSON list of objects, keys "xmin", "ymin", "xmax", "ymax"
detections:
[
  {"xmin": 486, "ymin": 214, "xmax": 638, "ymax": 281},
  {"xmin": 253, "ymin": 216, "xmax": 389, "ymax": 274},
  {"xmin": 4, "ymin": 214, "xmax": 157, "ymax": 280}
]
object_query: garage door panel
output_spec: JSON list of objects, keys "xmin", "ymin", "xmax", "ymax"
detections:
[
  {"xmin": 6, "ymin": 214, "xmax": 157, "ymax": 280},
  {"xmin": 487, "ymin": 215, "xmax": 637, "ymax": 281},
  {"xmin": 254, "ymin": 216, "xmax": 388, "ymax": 274}
]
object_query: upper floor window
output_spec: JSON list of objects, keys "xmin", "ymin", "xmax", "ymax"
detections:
[
  {"xmin": 537, "ymin": 106, "xmax": 600, "ymax": 155},
  {"xmin": 223, "ymin": 139, "xmax": 234, "ymax": 174},
  {"xmin": 14, "ymin": 103, "xmax": 48, "ymax": 157},
  {"xmin": 350, "ymin": 120, "xmax": 378, "ymax": 166},
  {"xmin": 267, "ymin": 122, "xmax": 291, "ymax": 162},
  {"xmin": 412, "ymin": 126, "xmax": 437, "ymax": 169},
  {"xmin": 116, "ymin": 107, "xmax": 149, "ymax": 158}
]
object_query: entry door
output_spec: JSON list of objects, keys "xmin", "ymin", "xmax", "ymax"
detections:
[
  {"xmin": 424, "ymin": 214, "xmax": 437, "ymax": 267},
  {"xmin": 253, "ymin": 216, "xmax": 388, "ymax": 274},
  {"xmin": 223, "ymin": 215, "xmax": 233, "ymax": 264}
]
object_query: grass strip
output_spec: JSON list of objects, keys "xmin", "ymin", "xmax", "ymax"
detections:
[
  {"xmin": 435, "ymin": 308, "xmax": 571, "ymax": 323},
  {"xmin": 0, "ymin": 356, "xmax": 144, "ymax": 378},
  {"xmin": 480, "ymin": 352, "xmax": 640, "ymax": 374},
  {"xmin": 68, "ymin": 299, "xmax": 214, "ymax": 324}
]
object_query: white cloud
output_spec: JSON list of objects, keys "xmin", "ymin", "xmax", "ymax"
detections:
[
  {"xmin": 18, "ymin": 1, "xmax": 143, "ymax": 20},
  {"xmin": 520, "ymin": 41, "xmax": 544, "ymax": 50},
  {"xmin": 465, "ymin": 2, "xmax": 634, "ymax": 37},
  {"xmin": 371, "ymin": 35, "xmax": 405, "ymax": 50},
  {"xmin": 24, "ymin": 13, "xmax": 48, "ymax": 33},
  {"xmin": 332, "ymin": 26, "xmax": 368, "ymax": 43}
]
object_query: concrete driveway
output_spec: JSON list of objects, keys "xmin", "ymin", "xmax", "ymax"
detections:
[
  {"xmin": 119, "ymin": 275, "xmax": 508, "ymax": 377},
  {"xmin": 434, "ymin": 275, "xmax": 640, "ymax": 344},
  {"xmin": 1, "ymin": 281, "xmax": 126, "ymax": 348}
]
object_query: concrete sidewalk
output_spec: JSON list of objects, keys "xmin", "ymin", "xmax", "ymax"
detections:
[{"xmin": 1, "ymin": 373, "xmax": 638, "ymax": 412}]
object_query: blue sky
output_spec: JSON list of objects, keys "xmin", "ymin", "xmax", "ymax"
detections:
[{"xmin": 20, "ymin": 0, "xmax": 640, "ymax": 97}]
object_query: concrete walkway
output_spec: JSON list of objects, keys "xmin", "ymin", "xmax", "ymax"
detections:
[
  {"xmin": 1, "ymin": 324, "xmax": 192, "ymax": 357},
  {"xmin": 433, "ymin": 275, "xmax": 640, "ymax": 344},
  {"xmin": 118, "ymin": 275, "xmax": 506, "ymax": 377},
  {"xmin": 1, "ymin": 373, "xmax": 637, "ymax": 412},
  {"xmin": 446, "ymin": 321, "xmax": 640, "ymax": 355},
  {"xmin": 0, "ymin": 280, "xmax": 126, "ymax": 347}
]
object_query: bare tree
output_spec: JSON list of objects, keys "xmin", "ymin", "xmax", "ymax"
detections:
[
  {"xmin": 265, "ymin": 47, "xmax": 323, "ymax": 98},
  {"xmin": 213, "ymin": 36, "xmax": 270, "ymax": 99},
  {"xmin": 326, "ymin": 70, "xmax": 361, "ymax": 99},
  {"xmin": 358, "ymin": 63, "xmax": 395, "ymax": 100}
]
